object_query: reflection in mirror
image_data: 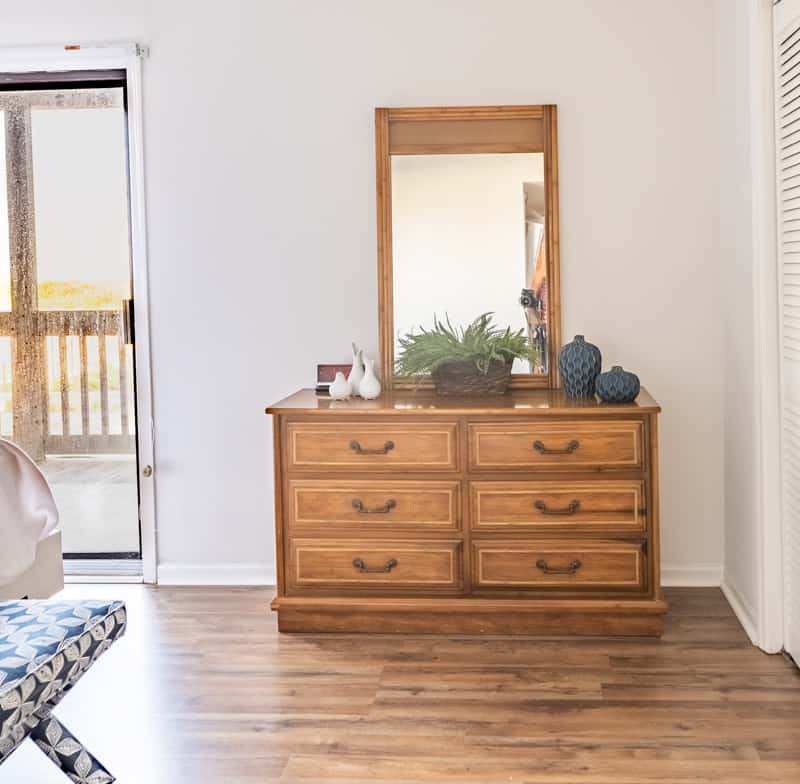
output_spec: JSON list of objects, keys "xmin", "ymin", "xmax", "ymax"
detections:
[{"xmin": 391, "ymin": 152, "xmax": 548, "ymax": 377}]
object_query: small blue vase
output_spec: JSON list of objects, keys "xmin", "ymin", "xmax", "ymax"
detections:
[
  {"xmin": 558, "ymin": 335, "xmax": 601, "ymax": 399},
  {"xmin": 596, "ymin": 365, "xmax": 640, "ymax": 404}
]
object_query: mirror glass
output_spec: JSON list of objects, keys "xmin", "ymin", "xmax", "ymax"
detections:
[{"xmin": 391, "ymin": 152, "xmax": 548, "ymax": 376}]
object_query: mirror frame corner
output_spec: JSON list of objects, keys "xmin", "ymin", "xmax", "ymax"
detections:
[{"xmin": 375, "ymin": 104, "xmax": 562, "ymax": 391}]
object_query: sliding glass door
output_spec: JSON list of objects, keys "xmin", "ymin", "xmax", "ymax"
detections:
[{"xmin": 0, "ymin": 76, "xmax": 140, "ymax": 559}]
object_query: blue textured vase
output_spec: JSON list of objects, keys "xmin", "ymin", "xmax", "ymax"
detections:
[
  {"xmin": 558, "ymin": 335, "xmax": 601, "ymax": 399},
  {"xmin": 596, "ymin": 365, "xmax": 640, "ymax": 404}
]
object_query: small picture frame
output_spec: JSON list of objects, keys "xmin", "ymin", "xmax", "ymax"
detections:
[{"xmin": 315, "ymin": 363, "xmax": 351, "ymax": 394}]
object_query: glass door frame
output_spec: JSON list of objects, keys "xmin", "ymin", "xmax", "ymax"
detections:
[{"xmin": 0, "ymin": 43, "xmax": 156, "ymax": 583}]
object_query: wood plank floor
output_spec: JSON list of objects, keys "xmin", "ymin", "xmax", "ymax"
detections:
[{"xmin": 3, "ymin": 587, "xmax": 798, "ymax": 783}]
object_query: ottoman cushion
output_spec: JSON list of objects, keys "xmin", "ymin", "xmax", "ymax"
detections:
[{"xmin": 0, "ymin": 600, "xmax": 126, "ymax": 748}]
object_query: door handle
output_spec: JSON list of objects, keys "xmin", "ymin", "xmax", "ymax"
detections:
[
  {"xmin": 349, "ymin": 440, "xmax": 395, "ymax": 455},
  {"xmin": 536, "ymin": 558, "xmax": 582, "ymax": 575},
  {"xmin": 352, "ymin": 498, "xmax": 397, "ymax": 514},
  {"xmin": 534, "ymin": 499, "xmax": 581, "ymax": 516},
  {"xmin": 352, "ymin": 557, "xmax": 398, "ymax": 574},
  {"xmin": 532, "ymin": 439, "xmax": 580, "ymax": 455}
]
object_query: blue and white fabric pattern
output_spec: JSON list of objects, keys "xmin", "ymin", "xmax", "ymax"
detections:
[
  {"xmin": 30, "ymin": 709, "xmax": 115, "ymax": 784},
  {"xmin": 0, "ymin": 600, "xmax": 126, "ymax": 782}
]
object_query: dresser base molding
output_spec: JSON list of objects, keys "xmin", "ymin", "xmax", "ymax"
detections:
[{"xmin": 271, "ymin": 596, "xmax": 667, "ymax": 636}]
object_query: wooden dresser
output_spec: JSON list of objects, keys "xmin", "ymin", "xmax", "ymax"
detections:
[{"xmin": 266, "ymin": 387, "xmax": 666, "ymax": 635}]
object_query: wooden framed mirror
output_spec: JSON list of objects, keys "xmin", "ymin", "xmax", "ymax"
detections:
[{"xmin": 376, "ymin": 104, "xmax": 561, "ymax": 390}]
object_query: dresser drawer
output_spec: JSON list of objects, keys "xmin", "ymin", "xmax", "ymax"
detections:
[
  {"xmin": 286, "ymin": 422, "xmax": 458, "ymax": 471},
  {"xmin": 288, "ymin": 479, "xmax": 461, "ymax": 534},
  {"xmin": 472, "ymin": 540, "xmax": 645, "ymax": 591},
  {"xmin": 470, "ymin": 480, "xmax": 645, "ymax": 534},
  {"xmin": 288, "ymin": 539, "xmax": 462, "ymax": 594},
  {"xmin": 468, "ymin": 420, "xmax": 644, "ymax": 471}
]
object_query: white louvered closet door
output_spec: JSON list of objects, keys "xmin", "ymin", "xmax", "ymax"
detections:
[{"xmin": 776, "ymin": 0, "xmax": 800, "ymax": 663}]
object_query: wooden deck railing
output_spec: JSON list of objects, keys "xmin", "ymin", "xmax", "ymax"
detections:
[{"xmin": 0, "ymin": 309, "xmax": 135, "ymax": 456}]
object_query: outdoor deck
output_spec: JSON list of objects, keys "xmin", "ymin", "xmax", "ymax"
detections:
[{"xmin": 40, "ymin": 455, "xmax": 139, "ymax": 555}]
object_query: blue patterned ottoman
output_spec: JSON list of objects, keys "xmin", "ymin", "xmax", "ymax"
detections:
[{"xmin": 0, "ymin": 600, "xmax": 126, "ymax": 783}]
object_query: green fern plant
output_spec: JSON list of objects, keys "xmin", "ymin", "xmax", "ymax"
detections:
[{"xmin": 395, "ymin": 312, "xmax": 532, "ymax": 377}]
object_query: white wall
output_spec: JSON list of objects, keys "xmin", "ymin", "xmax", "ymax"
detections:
[
  {"xmin": 716, "ymin": 0, "xmax": 784, "ymax": 651},
  {"xmin": 717, "ymin": 0, "xmax": 761, "ymax": 637},
  {"xmin": 0, "ymin": 0, "xmax": 724, "ymax": 584}
]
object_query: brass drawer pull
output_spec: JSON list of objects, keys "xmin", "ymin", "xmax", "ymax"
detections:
[
  {"xmin": 352, "ymin": 498, "xmax": 397, "ymax": 514},
  {"xmin": 352, "ymin": 557, "xmax": 398, "ymax": 573},
  {"xmin": 533, "ymin": 439, "xmax": 580, "ymax": 455},
  {"xmin": 350, "ymin": 439, "xmax": 395, "ymax": 455},
  {"xmin": 534, "ymin": 499, "xmax": 580, "ymax": 516},
  {"xmin": 536, "ymin": 558, "xmax": 582, "ymax": 575}
]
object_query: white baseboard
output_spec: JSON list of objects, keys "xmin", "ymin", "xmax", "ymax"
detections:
[
  {"xmin": 64, "ymin": 559, "xmax": 143, "ymax": 578},
  {"xmin": 721, "ymin": 574, "xmax": 759, "ymax": 645},
  {"xmin": 65, "ymin": 575, "xmax": 144, "ymax": 584},
  {"xmin": 157, "ymin": 562, "xmax": 275, "ymax": 586},
  {"xmin": 661, "ymin": 563, "xmax": 723, "ymax": 587}
]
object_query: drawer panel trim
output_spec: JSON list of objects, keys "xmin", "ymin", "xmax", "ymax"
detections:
[
  {"xmin": 472, "ymin": 540, "xmax": 644, "ymax": 589},
  {"xmin": 289, "ymin": 480, "xmax": 461, "ymax": 533},
  {"xmin": 289, "ymin": 539, "xmax": 462, "ymax": 592},
  {"xmin": 469, "ymin": 420, "xmax": 644, "ymax": 470},
  {"xmin": 471, "ymin": 480, "xmax": 645, "ymax": 533},
  {"xmin": 288, "ymin": 422, "xmax": 459, "ymax": 471}
]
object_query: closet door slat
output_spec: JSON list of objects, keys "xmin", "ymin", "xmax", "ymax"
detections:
[{"xmin": 775, "ymin": 0, "xmax": 800, "ymax": 664}]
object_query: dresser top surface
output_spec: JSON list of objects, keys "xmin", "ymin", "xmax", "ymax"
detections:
[{"xmin": 266, "ymin": 387, "xmax": 660, "ymax": 415}]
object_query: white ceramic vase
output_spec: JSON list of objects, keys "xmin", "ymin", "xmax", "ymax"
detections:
[
  {"xmin": 359, "ymin": 358, "xmax": 382, "ymax": 400},
  {"xmin": 348, "ymin": 343, "xmax": 364, "ymax": 396},
  {"xmin": 329, "ymin": 371, "xmax": 351, "ymax": 400}
]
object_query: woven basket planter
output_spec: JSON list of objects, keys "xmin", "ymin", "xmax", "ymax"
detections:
[{"xmin": 431, "ymin": 360, "xmax": 512, "ymax": 396}]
